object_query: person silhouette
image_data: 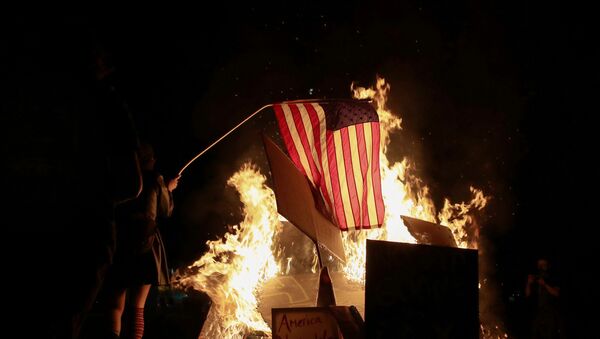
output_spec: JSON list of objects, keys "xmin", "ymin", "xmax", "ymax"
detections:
[
  {"xmin": 525, "ymin": 257, "xmax": 565, "ymax": 339},
  {"xmin": 101, "ymin": 142, "xmax": 179, "ymax": 339}
]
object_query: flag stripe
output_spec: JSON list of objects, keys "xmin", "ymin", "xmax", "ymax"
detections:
[
  {"xmin": 355, "ymin": 123, "xmax": 372, "ymax": 227},
  {"xmin": 333, "ymin": 130, "xmax": 354, "ymax": 230},
  {"xmin": 362, "ymin": 123, "xmax": 379, "ymax": 226},
  {"xmin": 274, "ymin": 102, "xmax": 385, "ymax": 231},
  {"xmin": 296, "ymin": 103, "xmax": 330, "ymax": 211},
  {"xmin": 305, "ymin": 103, "xmax": 334, "ymax": 214},
  {"xmin": 348, "ymin": 125, "xmax": 365, "ymax": 227},
  {"xmin": 281, "ymin": 104, "xmax": 315, "ymax": 185},
  {"xmin": 289, "ymin": 104, "xmax": 321, "ymax": 185},
  {"xmin": 340, "ymin": 128, "xmax": 360, "ymax": 229},
  {"xmin": 274, "ymin": 105, "xmax": 304, "ymax": 174},
  {"xmin": 299, "ymin": 104, "xmax": 323, "ymax": 175},
  {"xmin": 371, "ymin": 122, "xmax": 385, "ymax": 224},
  {"xmin": 327, "ymin": 130, "xmax": 347, "ymax": 229}
]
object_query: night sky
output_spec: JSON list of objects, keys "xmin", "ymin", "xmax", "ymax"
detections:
[{"xmin": 2, "ymin": 3, "xmax": 597, "ymax": 337}]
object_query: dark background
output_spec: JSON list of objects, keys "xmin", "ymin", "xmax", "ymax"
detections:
[{"xmin": 2, "ymin": 2, "xmax": 597, "ymax": 337}]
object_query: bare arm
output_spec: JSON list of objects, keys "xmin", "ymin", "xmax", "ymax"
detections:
[{"xmin": 539, "ymin": 278, "xmax": 560, "ymax": 297}]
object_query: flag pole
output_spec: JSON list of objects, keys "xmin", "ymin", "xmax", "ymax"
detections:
[
  {"xmin": 282, "ymin": 98, "xmax": 372, "ymax": 104},
  {"xmin": 177, "ymin": 103, "xmax": 273, "ymax": 176},
  {"xmin": 177, "ymin": 98, "xmax": 374, "ymax": 176}
]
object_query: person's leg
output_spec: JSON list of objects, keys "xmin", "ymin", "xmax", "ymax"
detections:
[
  {"xmin": 105, "ymin": 287, "xmax": 127, "ymax": 337},
  {"xmin": 128, "ymin": 284, "xmax": 151, "ymax": 339},
  {"xmin": 63, "ymin": 206, "xmax": 117, "ymax": 338}
]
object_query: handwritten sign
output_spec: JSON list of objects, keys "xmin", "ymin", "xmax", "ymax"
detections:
[{"xmin": 272, "ymin": 307, "xmax": 341, "ymax": 339}]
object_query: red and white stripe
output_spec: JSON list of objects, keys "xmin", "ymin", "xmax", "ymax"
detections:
[{"xmin": 274, "ymin": 102, "xmax": 385, "ymax": 231}]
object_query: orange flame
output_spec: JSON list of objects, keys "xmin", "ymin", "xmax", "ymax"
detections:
[
  {"xmin": 181, "ymin": 77, "xmax": 501, "ymax": 337},
  {"xmin": 439, "ymin": 186, "xmax": 488, "ymax": 248},
  {"xmin": 178, "ymin": 164, "xmax": 280, "ymax": 337},
  {"xmin": 342, "ymin": 77, "xmax": 488, "ymax": 283}
]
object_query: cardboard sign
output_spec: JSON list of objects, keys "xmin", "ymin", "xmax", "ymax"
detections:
[
  {"xmin": 400, "ymin": 215, "xmax": 457, "ymax": 247},
  {"xmin": 365, "ymin": 240, "xmax": 478, "ymax": 338},
  {"xmin": 316, "ymin": 267, "xmax": 336, "ymax": 307},
  {"xmin": 262, "ymin": 134, "xmax": 346, "ymax": 263},
  {"xmin": 272, "ymin": 307, "xmax": 341, "ymax": 339}
]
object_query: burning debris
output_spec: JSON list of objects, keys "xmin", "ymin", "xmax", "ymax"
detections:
[
  {"xmin": 178, "ymin": 166, "xmax": 280, "ymax": 338},
  {"xmin": 177, "ymin": 77, "xmax": 506, "ymax": 338}
]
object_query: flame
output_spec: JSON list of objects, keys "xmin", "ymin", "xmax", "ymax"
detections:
[
  {"xmin": 439, "ymin": 186, "xmax": 488, "ymax": 248},
  {"xmin": 177, "ymin": 164, "xmax": 280, "ymax": 338},
  {"xmin": 349, "ymin": 78, "xmax": 506, "ymax": 337},
  {"xmin": 342, "ymin": 77, "xmax": 488, "ymax": 283},
  {"xmin": 181, "ymin": 77, "xmax": 502, "ymax": 337}
]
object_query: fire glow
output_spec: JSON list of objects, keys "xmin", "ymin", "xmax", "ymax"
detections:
[
  {"xmin": 178, "ymin": 77, "xmax": 491, "ymax": 338},
  {"xmin": 178, "ymin": 166, "xmax": 280, "ymax": 337}
]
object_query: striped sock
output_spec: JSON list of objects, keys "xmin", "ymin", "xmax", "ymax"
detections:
[{"xmin": 132, "ymin": 307, "xmax": 144, "ymax": 339}]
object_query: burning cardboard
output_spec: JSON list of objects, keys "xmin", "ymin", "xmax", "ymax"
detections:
[
  {"xmin": 183, "ymin": 77, "xmax": 492, "ymax": 338},
  {"xmin": 262, "ymin": 134, "xmax": 345, "ymax": 264},
  {"xmin": 400, "ymin": 215, "xmax": 458, "ymax": 247}
]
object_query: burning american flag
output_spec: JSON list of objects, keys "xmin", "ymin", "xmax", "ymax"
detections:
[
  {"xmin": 179, "ymin": 77, "xmax": 502, "ymax": 338},
  {"xmin": 274, "ymin": 100, "xmax": 385, "ymax": 231}
]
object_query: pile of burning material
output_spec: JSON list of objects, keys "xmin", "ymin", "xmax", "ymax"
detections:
[{"xmin": 177, "ymin": 78, "xmax": 503, "ymax": 338}]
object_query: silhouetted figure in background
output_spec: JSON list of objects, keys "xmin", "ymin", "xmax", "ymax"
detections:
[
  {"xmin": 4, "ymin": 18, "xmax": 149, "ymax": 335},
  {"xmin": 525, "ymin": 257, "xmax": 565, "ymax": 339},
  {"xmin": 5, "ymin": 37, "xmax": 143, "ymax": 338},
  {"xmin": 59, "ymin": 42, "xmax": 142, "ymax": 338},
  {"xmin": 101, "ymin": 142, "xmax": 179, "ymax": 339}
]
